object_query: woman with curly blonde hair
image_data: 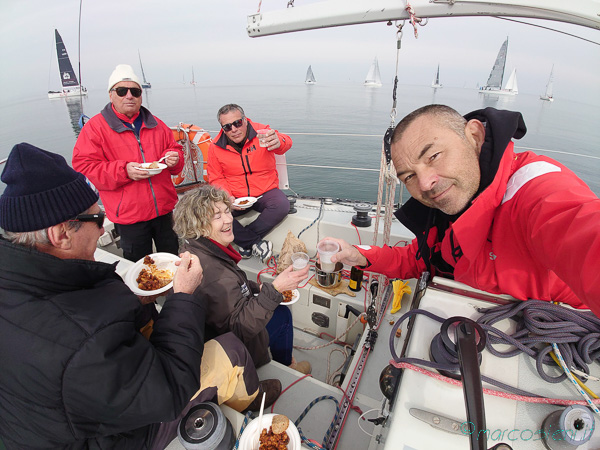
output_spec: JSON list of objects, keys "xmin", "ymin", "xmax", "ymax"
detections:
[{"xmin": 174, "ymin": 185, "xmax": 311, "ymax": 373}]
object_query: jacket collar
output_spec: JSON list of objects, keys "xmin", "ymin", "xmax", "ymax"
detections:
[
  {"xmin": 214, "ymin": 118, "xmax": 258, "ymax": 151},
  {"xmin": 184, "ymin": 236, "xmax": 239, "ymax": 266},
  {"xmin": 100, "ymin": 103, "xmax": 158, "ymax": 134}
]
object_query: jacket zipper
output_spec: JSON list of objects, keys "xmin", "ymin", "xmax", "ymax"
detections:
[
  {"xmin": 134, "ymin": 125, "xmax": 160, "ymax": 217},
  {"xmin": 239, "ymin": 152, "xmax": 251, "ymax": 197}
]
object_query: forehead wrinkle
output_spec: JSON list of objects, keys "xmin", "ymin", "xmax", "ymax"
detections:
[{"xmin": 395, "ymin": 142, "xmax": 435, "ymax": 178}]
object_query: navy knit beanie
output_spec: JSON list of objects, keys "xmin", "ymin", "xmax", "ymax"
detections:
[{"xmin": 0, "ymin": 143, "xmax": 99, "ymax": 232}]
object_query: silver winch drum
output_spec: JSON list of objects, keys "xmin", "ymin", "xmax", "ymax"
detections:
[{"xmin": 177, "ymin": 401, "xmax": 235, "ymax": 450}]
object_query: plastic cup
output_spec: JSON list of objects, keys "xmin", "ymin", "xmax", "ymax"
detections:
[
  {"xmin": 317, "ymin": 240, "xmax": 340, "ymax": 273},
  {"xmin": 256, "ymin": 129, "xmax": 270, "ymax": 148},
  {"xmin": 291, "ymin": 252, "xmax": 309, "ymax": 270}
]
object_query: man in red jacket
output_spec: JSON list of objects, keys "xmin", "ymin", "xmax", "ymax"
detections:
[
  {"xmin": 323, "ymin": 105, "xmax": 600, "ymax": 316},
  {"xmin": 73, "ymin": 64, "xmax": 183, "ymax": 262},
  {"xmin": 207, "ymin": 104, "xmax": 293, "ymax": 262}
]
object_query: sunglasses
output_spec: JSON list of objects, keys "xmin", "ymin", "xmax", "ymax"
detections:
[
  {"xmin": 111, "ymin": 86, "xmax": 142, "ymax": 98},
  {"xmin": 221, "ymin": 118, "xmax": 244, "ymax": 132},
  {"xmin": 69, "ymin": 212, "xmax": 105, "ymax": 228}
]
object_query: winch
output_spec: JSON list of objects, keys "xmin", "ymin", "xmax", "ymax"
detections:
[
  {"xmin": 351, "ymin": 203, "xmax": 372, "ymax": 228},
  {"xmin": 177, "ymin": 402, "xmax": 235, "ymax": 450}
]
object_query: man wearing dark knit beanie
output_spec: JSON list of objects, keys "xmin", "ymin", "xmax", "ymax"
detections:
[{"xmin": 0, "ymin": 144, "xmax": 267, "ymax": 449}]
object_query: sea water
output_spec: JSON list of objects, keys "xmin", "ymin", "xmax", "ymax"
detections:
[{"xmin": 1, "ymin": 82, "xmax": 598, "ymax": 200}]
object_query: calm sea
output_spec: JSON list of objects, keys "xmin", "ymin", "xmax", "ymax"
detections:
[{"xmin": 1, "ymin": 83, "xmax": 599, "ymax": 201}]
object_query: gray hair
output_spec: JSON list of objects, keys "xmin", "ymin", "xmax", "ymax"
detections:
[
  {"xmin": 392, "ymin": 104, "xmax": 467, "ymax": 144},
  {"xmin": 217, "ymin": 104, "xmax": 245, "ymax": 122},
  {"xmin": 173, "ymin": 185, "xmax": 232, "ymax": 240},
  {"xmin": 3, "ymin": 221, "xmax": 83, "ymax": 248}
]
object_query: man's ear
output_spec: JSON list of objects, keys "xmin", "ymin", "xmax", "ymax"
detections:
[
  {"xmin": 465, "ymin": 119, "xmax": 486, "ymax": 155},
  {"xmin": 47, "ymin": 223, "xmax": 72, "ymax": 250}
]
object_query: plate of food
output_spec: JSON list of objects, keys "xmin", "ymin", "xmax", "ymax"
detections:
[
  {"xmin": 125, "ymin": 253, "xmax": 180, "ymax": 296},
  {"xmin": 280, "ymin": 289, "xmax": 300, "ymax": 306},
  {"xmin": 138, "ymin": 161, "xmax": 167, "ymax": 175},
  {"xmin": 239, "ymin": 414, "xmax": 301, "ymax": 450},
  {"xmin": 233, "ymin": 196, "xmax": 258, "ymax": 209}
]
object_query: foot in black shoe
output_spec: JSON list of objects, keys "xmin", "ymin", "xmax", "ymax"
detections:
[{"xmin": 245, "ymin": 378, "xmax": 282, "ymax": 412}]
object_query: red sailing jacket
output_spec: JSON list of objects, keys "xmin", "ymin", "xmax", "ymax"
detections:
[
  {"xmin": 72, "ymin": 104, "xmax": 183, "ymax": 225},
  {"xmin": 207, "ymin": 118, "xmax": 292, "ymax": 198},
  {"xmin": 358, "ymin": 111, "xmax": 600, "ymax": 315}
]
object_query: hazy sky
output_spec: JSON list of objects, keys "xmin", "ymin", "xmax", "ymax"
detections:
[{"xmin": 1, "ymin": 0, "xmax": 599, "ymax": 103}]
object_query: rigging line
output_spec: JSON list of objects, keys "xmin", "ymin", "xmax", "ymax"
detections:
[
  {"xmin": 495, "ymin": 17, "xmax": 600, "ymax": 46},
  {"xmin": 285, "ymin": 163, "xmax": 379, "ymax": 172},
  {"xmin": 77, "ymin": 0, "xmax": 85, "ymax": 118},
  {"xmin": 515, "ymin": 146, "xmax": 600, "ymax": 161}
]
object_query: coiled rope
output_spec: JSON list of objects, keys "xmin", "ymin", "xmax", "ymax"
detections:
[{"xmin": 389, "ymin": 300, "xmax": 600, "ymax": 399}]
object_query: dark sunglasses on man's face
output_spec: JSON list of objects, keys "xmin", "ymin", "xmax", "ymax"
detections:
[
  {"xmin": 69, "ymin": 212, "xmax": 105, "ymax": 228},
  {"xmin": 111, "ymin": 86, "xmax": 142, "ymax": 98},
  {"xmin": 221, "ymin": 118, "xmax": 244, "ymax": 132}
]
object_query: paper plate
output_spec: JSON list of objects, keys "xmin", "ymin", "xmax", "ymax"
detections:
[
  {"xmin": 238, "ymin": 414, "xmax": 301, "ymax": 450},
  {"xmin": 280, "ymin": 289, "xmax": 300, "ymax": 306},
  {"xmin": 138, "ymin": 162, "xmax": 167, "ymax": 175},
  {"xmin": 124, "ymin": 253, "xmax": 180, "ymax": 296},
  {"xmin": 233, "ymin": 196, "xmax": 257, "ymax": 209}
]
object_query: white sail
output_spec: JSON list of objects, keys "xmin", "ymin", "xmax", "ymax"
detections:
[
  {"xmin": 503, "ymin": 68, "xmax": 518, "ymax": 94},
  {"xmin": 190, "ymin": 67, "xmax": 197, "ymax": 85},
  {"xmin": 431, "ymin": 64, "xmax": 442, "ymax": 88},
  {"xmin": 364, "ymin": 57, "xmax": 382, "ymax": 86},
  {"xmin": 305, "ymin": 65, "xmax": 316, "ymax": 84},
  {"xmin": 540, "ymin": 65, "xmax": 555, "ymax": 101}
]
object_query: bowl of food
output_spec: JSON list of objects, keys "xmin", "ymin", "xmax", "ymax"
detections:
[
  {"xmin": 280, "ymin": 289, "xmax": 300, "ymax": 306},
  {"xmin": 233, "ymin": 196, "xmax": 258, "ymax": 209},
  {"xmin": 138, "ymin": 161, "xmax": 167, "ymax": 175},
  {"xmin": 125, "ymin": 253, "xmax": 180, "ymax": 296},
  {"xmin": 239, "ymin": 414, "xmax": 301, "ymax": 450}
]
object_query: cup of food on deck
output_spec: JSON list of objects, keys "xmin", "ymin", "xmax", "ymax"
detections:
[
  {"xmin": 256, "ymin": 129, "xmax": 270, "ymax": 148},
  {"xmin": 291, "ymin": 252, "xmax": 309, "ymax": 271},
  {"xmin": 239, "ymin": 413, "xmax": 301, "ymax": 450},
  {"xmin": 317, "ymin": 240, "xmax": 339, "ymax": 273}
]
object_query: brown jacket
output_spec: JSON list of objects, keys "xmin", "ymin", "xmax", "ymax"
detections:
[{"xmin": 181, "ymin": 237, "xmax": 281, "ymax": 367}]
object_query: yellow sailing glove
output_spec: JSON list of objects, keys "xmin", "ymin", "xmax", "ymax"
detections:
[{"xmin": 391, "ymin": 279, "xmax": 411, "ymax": 314}]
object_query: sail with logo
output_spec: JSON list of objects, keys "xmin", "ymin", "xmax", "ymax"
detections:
[{"xmin": 48, "ymin": 29, "xmax": 87, "ymax": 99}]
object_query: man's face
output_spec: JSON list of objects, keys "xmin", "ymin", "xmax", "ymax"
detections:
[
  {"xmin": 392, "ymin": 116, "xmax": 482, "ymax": 215},
  {"xmin": 219, "ymin": 110, "xmax": 247, "ymax": 144},
  {"xmin": 69, "ymin": 203, "xmax": 105, "ymax": 261},
  {"xmin": 109, "ymin": 81, "xmax": 142, "ymax": 118}
]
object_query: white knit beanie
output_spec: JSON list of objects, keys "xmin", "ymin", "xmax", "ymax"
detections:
[{"xmin": 107, "ymin": 64, "xmax": 142, "ymax": 92}]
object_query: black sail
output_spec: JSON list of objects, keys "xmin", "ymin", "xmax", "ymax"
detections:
[{"xmin": 55, "ymin": 29, "xmax": 79, "ymax": 88}]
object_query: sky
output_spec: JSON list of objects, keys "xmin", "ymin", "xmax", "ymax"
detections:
[{"xmin": 1, "ymin": 0, "xmax": 599, "ymax": 103}]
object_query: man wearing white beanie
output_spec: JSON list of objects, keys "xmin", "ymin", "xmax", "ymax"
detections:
[{"xmin": 73, "ymin": 64, "xmax": 183, "ymax": 262}]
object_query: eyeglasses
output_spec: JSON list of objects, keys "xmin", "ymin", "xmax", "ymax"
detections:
[
  {"xmin": 69, "ymin": 212, "xmax": 105, "ymax": 228},
  {"xmin": 111, "ymin": 86, "xmax": 142, "ymax": 98},
  {"xmin": 221, "ymin": 118, "xmax": 244, "ymax": 132}
]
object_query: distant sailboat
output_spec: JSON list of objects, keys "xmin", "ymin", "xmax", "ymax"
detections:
[
  {"xmin": 48, "ymin": 29, "xmax": 87, "ymax": 99},
  {"xmin": 364, "ymin": 57, "xmax": 382, "ymax": 87},
  {"xmin": 479, "ymin": 37, "xmax": 518, "ymax": 96},
  {"xmin": 540, "ymin": 65, "xmax": 555, "ymax": 102},
  {"xmin": 190, "ymin": 67, "xmax": 197, "ymax": 86},
  {"xmin": 138, "ymin": 50, "xmax": 151, "ymax": 89},
  {"xmin": 431, "ymin": 64, "xmax": 442, "ymax": 88},
  {"xmin": 305, "ymin": 65, "xmax": 316, "ymax": 84}
]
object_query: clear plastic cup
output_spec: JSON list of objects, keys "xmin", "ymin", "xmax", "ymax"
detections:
[
  {"xmin": 317, "ymin": 240, "xmax": 340, "ymax": 273},
  {"xmin": 291, "ymin": 252, "xmax": 309, "ymax": 270},
  {"xmin": 256, "ymin": 129, "xmax": 270, "ymax": 147}
]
